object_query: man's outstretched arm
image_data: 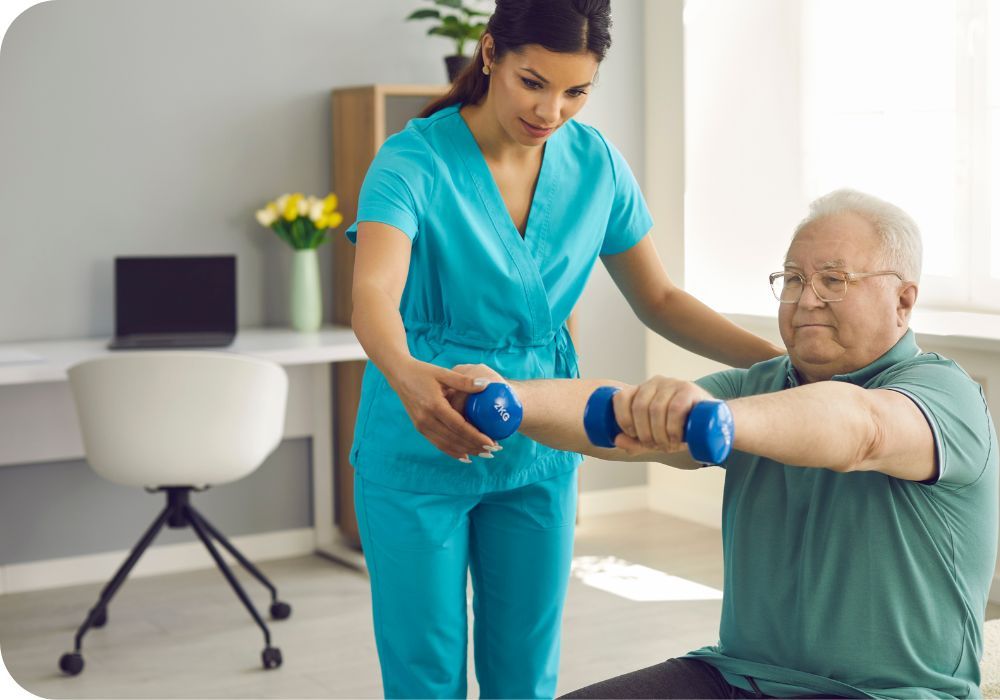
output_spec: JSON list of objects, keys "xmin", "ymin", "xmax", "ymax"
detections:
[
  {"xmin": 458, "ymin": 366, "xmax": 936, "ymax": 481},
  {"xmin": 726, "ymin": 381, "xmax": 936, "ymax": 480}
]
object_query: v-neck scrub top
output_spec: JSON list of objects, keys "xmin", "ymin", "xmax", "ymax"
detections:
[{"xmin": 346, "ymin": 104, "xmax": 653, "ymax": 495}]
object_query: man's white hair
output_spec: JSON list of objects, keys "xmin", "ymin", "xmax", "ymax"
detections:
[{"xmin": 793, "ymin": 189, "xmax": 923, "ymax": 283}]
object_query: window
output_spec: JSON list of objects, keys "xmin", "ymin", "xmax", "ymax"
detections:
[{"xmin": 683, "ymin": 0, "xmax": 999, "ymax": 314}]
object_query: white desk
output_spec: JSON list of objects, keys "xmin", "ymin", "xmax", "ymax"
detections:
[
  {"xmin": 0, "ymin": 327, "xmax": 366, "ymax": 384},
  {"xmin": 0, "ymin": 326, "xmax": 368, "ymax": 574}
]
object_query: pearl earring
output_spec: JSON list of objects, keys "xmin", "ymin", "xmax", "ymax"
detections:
[{"xmin": 482, "ymin": 65, "xmax": 491, "ymax": 75}]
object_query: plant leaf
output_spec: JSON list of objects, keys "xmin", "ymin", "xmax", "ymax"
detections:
[
  {"xmin": 272, "ymin": 223, "xmax": 293, "ymax": 248},
  {"xmin": 428, "ymin": 26, "xmax": 462, "ymax": 39},
  {"xmin": 406, "ymin": 8, "xmax": 440, "ymax": 20},
  {"xmin": 434, "ymin": 0, "xmax": 462, "ymax": 7},
  {"xmin": 311, "ymin": 228, "xmax": 327, "ymax": 249}
]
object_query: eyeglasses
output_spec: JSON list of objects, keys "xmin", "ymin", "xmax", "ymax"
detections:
[{"xmin": 768, "ymin": 270, "xmax": 905, "ymax": 303}]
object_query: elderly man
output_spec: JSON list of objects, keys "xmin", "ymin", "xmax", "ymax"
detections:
[{"xmin": 455, "ymin": 189, "xmax": 998, "ymax": 699}]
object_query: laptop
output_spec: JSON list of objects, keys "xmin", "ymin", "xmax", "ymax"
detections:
[{"xmin": 108, "ymin": 255, "xmax": 237, "ymax": 350}]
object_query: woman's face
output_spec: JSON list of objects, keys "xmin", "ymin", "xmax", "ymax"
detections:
[{"xmin": 483, "ymin": 38, "xmax": 599, "ymax": 147}]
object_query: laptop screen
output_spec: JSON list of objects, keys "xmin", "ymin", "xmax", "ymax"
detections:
[{"xmin": 114, "ymin": 256, "xmax": 236, "ymax": 335}]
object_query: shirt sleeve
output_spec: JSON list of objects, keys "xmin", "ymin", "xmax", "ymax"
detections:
[
  {"xmin": 695, "ymin": 368, "xmax": 747, "ymax": 401},
  {"xmin": 879, "ymin": 357, "xmax": 995, "ymax": 489},
  {"xmin": 345, "ymin": 128, "xmax": 436, "ymax": 244},
  {"xmin": 597, "ymin": 132, "xmax": 654, "ymax": 257}
]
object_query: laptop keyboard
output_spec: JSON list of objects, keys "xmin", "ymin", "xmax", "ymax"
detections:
[{"xmin": 111, "ymin": 333, "xmax": 234, "ymax": 349}]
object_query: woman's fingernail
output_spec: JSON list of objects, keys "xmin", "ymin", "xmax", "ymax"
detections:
[
  {"xmin": 473, "ymin": 378, "xmax": 489, "ymax": 387},
  {"xmin": 478, "ymin": 452, "xmax": 494, "ymax": 459},
  {"xmin": 459, "ymin": 456, "xmax": 472, "ymax": 464},
  {"xmin": 483, "ymin": 444, "xmax": 502, "ymax": 452}
]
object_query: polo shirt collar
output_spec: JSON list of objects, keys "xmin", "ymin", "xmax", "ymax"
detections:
[{"xmin": 785, "ymin": 328, "xmax": 921, "ymax": 387}]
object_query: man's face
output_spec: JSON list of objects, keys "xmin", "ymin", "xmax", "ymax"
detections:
[{"xmin": 778, "ymin": 212, "xmax": 913, "ymax": 383}]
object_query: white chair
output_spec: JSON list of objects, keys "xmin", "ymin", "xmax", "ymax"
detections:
[{"xmin": 57, "ymin": 352, "xmax": 290, "ymax": 676}]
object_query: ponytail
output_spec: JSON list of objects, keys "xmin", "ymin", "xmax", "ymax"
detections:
[{"xmin": 419, "ymin": 37, "xmax": 491, "ymax": 118}]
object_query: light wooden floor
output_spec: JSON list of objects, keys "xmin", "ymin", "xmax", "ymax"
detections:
[
  {"xmin": 0, "ymin": 510, "xmax": 723, "ymax": 698},
  {"xmin": 2, "ymin": 510, "xmax": 994, "ymax": 698}
]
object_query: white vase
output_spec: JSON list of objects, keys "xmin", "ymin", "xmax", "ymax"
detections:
[{"xmin": 290, "ymin": 249, "xmax": 322, "ymax": 332}]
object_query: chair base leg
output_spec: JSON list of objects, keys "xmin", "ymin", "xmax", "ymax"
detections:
[
  {"xmin": 72, "ymin": 504, "xmax": 172, "ymax": 652},
  {"xmin": 60, "ymin": 487, "xmax": 288, "ymax": 675},
  {"xmin": 186, "ymin": 505, "xmax": 293, "ymax": 620},
  {"xmin": 184, "ymin": 504, "xmax": 283, "ymax": 670}
]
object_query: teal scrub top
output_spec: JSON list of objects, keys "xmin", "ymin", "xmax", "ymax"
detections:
[
  {"xmin": 685, "ymin": 330, "xmax": 999, "ymax": 699},
  {"xmin": 346, "ymin": 104, "xmax": 653, "ymax": 495}
]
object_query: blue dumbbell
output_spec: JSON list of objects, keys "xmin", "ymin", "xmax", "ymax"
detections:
[
  {"xmin": 464, "ymin": 382, "xmax": 523, "ymax": 440},
  {"xmin": 583, "ymin": 386, "xmax": 734, "ymax": 465}
]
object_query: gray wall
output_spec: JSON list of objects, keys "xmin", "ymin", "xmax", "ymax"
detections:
[
  {"xmin": 0, "ymin": 441, "xmax": 312, "ymax": 564},
  {"xmin": 0, "ymin": 0, "xmax": 648, "ymax": 564}
]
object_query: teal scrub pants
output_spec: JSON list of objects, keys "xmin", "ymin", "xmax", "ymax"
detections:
[{"xmin": 355, "ymin": 469, "xmax": 578, "ymax": 699}]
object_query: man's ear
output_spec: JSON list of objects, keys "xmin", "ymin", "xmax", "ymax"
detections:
[{"xmin": 897, "ymin": 282, "xmax": 918, "ymax": 326}]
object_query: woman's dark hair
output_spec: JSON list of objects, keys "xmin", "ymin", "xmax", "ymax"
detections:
[{"xmin": 419, "ymin": 0, "xmax": 612, "ymax": 118}]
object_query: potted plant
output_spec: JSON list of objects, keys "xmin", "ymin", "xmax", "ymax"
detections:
[
  {"xmin": 255, "ymin": 193, "xmax": 343, "ymax": 332},
  {"xmin": 406, "ymin": 0, "xmax": 491, "ymax": 82}
]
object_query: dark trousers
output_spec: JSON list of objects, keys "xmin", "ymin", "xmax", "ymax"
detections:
[
  {"xmin": 561, "ymin": 658, "xmax": 755, "ymax": 699},
  {"xmin": 560, "ymin": 657, "xmax": 844, "ymax": 699}
]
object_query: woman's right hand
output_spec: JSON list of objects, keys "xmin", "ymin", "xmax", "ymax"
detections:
[{"xmin": 387, "ymin": 358, "xmax": 500, "ymax": 462}]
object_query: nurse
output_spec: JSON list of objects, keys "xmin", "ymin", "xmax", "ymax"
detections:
[{"xmin": 347, "ymin": 0, "xmax": 783, "ymax": 697}]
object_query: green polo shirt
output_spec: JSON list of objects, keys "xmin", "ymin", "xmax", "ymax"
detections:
[{"xmin": 685, "ymin": 329, "xmax": 998, "ymax": 699}]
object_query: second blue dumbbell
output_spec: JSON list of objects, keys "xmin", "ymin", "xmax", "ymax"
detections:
[
  {"xmin": 583, "ymin": 386, "xmax": 734, "ymax": 465},
  {"xmin": 464, "ymin": 382, "xmax": 523, "ymax": 440}
]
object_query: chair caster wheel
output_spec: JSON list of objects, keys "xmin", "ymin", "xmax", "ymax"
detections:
[
  {"xmin": 269, "ymin": 601, "xmax": 291, "ymax": 620},
  {"xmin": 92, "ymin": 609, "xmax": 107, "ymax": 628},
  {"xmin": 262, "ymin": 646, "xmax": 282, "ymax": 669},
  {"xmin": 59, "ymin": 652, "xmax": 84, "ymax": 675}
]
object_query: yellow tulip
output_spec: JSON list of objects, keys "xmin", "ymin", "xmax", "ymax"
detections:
[
  {"xmin": 316, "ymin": 216, "xmax": 329, "ymax": 229},
  {"xmin": 328, "ymin": 212, "xmax": 344, "ymax": 229},
  {"xmin": 322, "ymin": 194, "xmax": 338, "ymax": 214},
  {"xmin": 283, "ymin": 193, "xmax": 302, "ymax": 221}
]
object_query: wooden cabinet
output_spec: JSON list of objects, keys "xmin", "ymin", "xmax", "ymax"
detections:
[{"xmin": 330, "ymin": 85, "xmax": 448, "ymax": 548}]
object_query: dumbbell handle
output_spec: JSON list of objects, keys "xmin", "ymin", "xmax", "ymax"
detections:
[{"xmin": 583, "ymin": 386, "xmax": 734, "ymax": 465}]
